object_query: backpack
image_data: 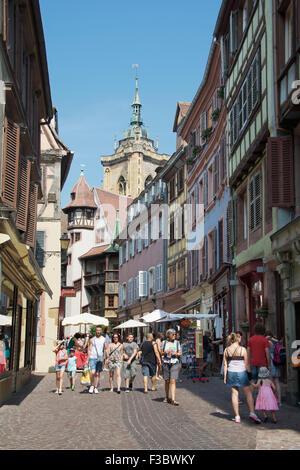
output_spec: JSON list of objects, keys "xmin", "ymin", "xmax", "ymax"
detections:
[
  {"xmin": 273, "ymin": 342, "xmax": 286, "ymax": 366},
  {"xmin": 162, "ymin": 340, "xmax": 180, "ymax": 363}
]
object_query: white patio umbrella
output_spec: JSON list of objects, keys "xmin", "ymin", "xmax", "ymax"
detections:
[
  {"xmin": 140, "ymin": 309, "xmax": 169, "ymax": 323},
  {"xmin": 113, "ymin": 319, "xmax": 146, "ymax": 329},
  {"xmin": 62, "ymin": 312, "xmax": 109, "ymax": 327},
  {"xmin": 0, "ymin": 314, "xmax": 12, "ymax": 326},
  {"xmin": 155, "ymin": 313, "xmax": 218, "ymax": 323}
]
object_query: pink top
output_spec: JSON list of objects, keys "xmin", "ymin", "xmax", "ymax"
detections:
[{"xmin": 56, "ymin": 349, "xmax": 68, "ymax": 366}]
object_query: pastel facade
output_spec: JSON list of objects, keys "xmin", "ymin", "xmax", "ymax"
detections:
[
  {"xmin": 0, "ymin": 0, "xmax": 53, "ymax": 404},
  {"xmin": 62, "ymin": 174, "xmax": 131, "ymax": 335},
  {"xmin": 178, "ymin": 40, "xmax": 231, "ymax": 337},
  {"xmin": 270, "ymin": 0, "xmax": 300, "ymax": 405},
  {"xmin": 117, "ymin": 175, "xmax": 167, "ymax": 334},
  {"xmin": 35, "ymin": 111, "xmax": 73, "ymax": 372}
]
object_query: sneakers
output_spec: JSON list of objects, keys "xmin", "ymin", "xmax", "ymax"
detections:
[
  {"xmin": 89, "ymin": 386, "xmax": 94, "ymax": 394},
  {"xmin": 125, "ymin": 389, "xmax": 130, "ymax": 393},
  {"xmin": 249, "ymin": 413, "xmax": 261, "ymax": 424},
  {"xmin": 71, "ymin": 385, "xmax": 75, "ymax": 391},
  {"xmin": 93, "ymin": 388, "xmax": 99, "ymax": 394},
  {"xmin": 232, "ymin": 416, "xmax": 241, "ymax": 423},
  {"xmin": 129, "ymin": 383, "xmax": 133, "ymax": 391}
]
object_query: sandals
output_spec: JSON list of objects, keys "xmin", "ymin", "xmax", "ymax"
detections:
[
  {"xmin": 171, "ymin": 400, "xmax": 179, "ymax": 406},
  {"xmin": 163, "ymin": 398, "xmax": 169, "ymax": 403}
]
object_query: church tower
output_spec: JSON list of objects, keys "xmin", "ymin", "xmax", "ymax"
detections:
[{"xmin": 101, "ymin": 76, "xmax": 169, "ymax": 198}]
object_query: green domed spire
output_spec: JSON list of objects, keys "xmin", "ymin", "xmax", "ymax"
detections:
[{"xmin": 130, "ymin": 75, "xmax": 143, "ymax": 127}]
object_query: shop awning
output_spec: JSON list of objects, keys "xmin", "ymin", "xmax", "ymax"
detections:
[
  {"xmin": 170, "ymin": 298, "xmax": 202, "ymax": 315},
  {"xmin": 140, "ymin": 309, "xmax": 169, "ymax": 323},
  {"xmin": 0, "ymin": 220, "xmax": 53, "ymax": 300}
]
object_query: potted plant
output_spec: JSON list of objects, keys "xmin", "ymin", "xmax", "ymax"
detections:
[
  {"xmin": 258, "ymin": 308, "xmax": 268, "ymax": 319},
  {"xmin": 212, "ymin": 108, "xmax": 220, "ymax": 121},
  {"xmin": 202, "ymin": 127, "xmax": 212, "ymax": 140},
  {"xmin": 217, "ymin": 86, "xmax": 225, "ymax": 99},
  {"xmin": 192, "ymin": 146, "xmax": 201, "ymax": 157},
  {"xmin": 239, "ymin": 321, "xmax": 249, "ymax": 332}
]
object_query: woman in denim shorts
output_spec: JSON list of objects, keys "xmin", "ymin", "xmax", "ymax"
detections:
[{"xmin": 223, "ymin": 332, "xmax": 261, "ymax": 424}]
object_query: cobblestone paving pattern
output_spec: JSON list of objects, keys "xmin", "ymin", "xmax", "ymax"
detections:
[{"xmin": 0, "ymin": 366, "xmax": 299, "ymax": 450}]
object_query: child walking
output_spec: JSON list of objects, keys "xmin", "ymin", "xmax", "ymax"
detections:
[
  {"xmin": 67, "ymin": 348, "xmax": 77, "ymax": 391},
  {"xmin": 53, "ymin": 341, "xmax": 68, "ymax": 395},
  {"xmin": 254, "ymin": 367, "xmax": 279, "ymax": 423}
]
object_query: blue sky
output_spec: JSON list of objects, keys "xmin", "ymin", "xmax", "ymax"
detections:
[{"xmin": 39, "ymin": 0, "xmax": 222, "ymax": 207}]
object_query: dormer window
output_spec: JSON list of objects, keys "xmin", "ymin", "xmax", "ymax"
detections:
[{"xmin": 71, "ymin": 192, "xmax": 75, "ymax": 201}]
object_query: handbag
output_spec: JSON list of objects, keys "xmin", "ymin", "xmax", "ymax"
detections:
[{"xmin": 80, "ymin": 370, "xmax": 91, "ymax": 385}]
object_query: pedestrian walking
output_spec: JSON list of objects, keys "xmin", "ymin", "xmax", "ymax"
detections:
[
  {"xmin": 103, "ymin": 327, "xmax": 112, "ymax": 371},
  {"xmin": 67, "ymin": 348, "xmax": 77, "ymax": 391},
  {"xmin": 160, "ymin": 329, "xmax": 181, "ymax": 406},
  {"xmin": 265, "ymin": 330, "xmax": 282, "ymax": 406},
  {"xmin": 223, "ymin": 332, "xmax": 261, "ymax": 424},
  {"xmin": 247, "ymin": 323, "xmax": 271, "ymax": 384},
  {"xmin": 253, "ymin": 367, "xmax": 279, "ymax": 423},
  {"xmin": 202, "ymin": 331, "xmax": 213, "ymax": 377},
  {"xmin": 87, "ymin": 326, "xmax": 108, "ymax": 394},
  {"xmin": 155, "ymin": 332, "xmax": 164, "ymax": 380},
  {"xmin": 104, "ymin": 327, "xmax": 112, "ymax": 345},
  {"xmin": 53, "ymin": 340, "xmax": 68, "ymax": 395},
  {"xmin": 123, "ymin": 334, "xmax": 138, "ymax": 392},
  {"xmin": 140, "ymin": 333, "xmax": 161, "ymax": 393},
  {"xmin": 106, "ymin": 333, "xmax": 123, "ymax": 394}
]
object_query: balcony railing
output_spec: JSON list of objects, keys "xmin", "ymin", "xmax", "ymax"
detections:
[
  {"xmin": 68, "ymin": 217, "xmax": 94, "ymax": 230},
  {"xmin": 84, "ymin": 273, "xmax": 105, "ymax": 287}
]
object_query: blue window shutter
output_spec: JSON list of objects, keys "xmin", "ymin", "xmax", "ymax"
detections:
[{"xmin": 119, "ymin": 246, "xmax": 123, "ymax": 266}]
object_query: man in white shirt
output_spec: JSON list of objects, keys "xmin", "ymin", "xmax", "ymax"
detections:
[{"xmin": 87, "ymin": 326, "xmax": 108, "ymax": 394}]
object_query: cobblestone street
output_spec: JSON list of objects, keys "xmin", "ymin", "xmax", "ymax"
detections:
[{"xmin": 0, "ymin": 367, "xmax": 299, "ymax": 451}]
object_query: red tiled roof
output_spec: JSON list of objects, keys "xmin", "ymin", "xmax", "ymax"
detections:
[
  {"xmin": 63, "ymin": 174, "xmax": 97, "ymax": 211},
  {"xmin": 79, "ymin": 244, "xmax": 110, "ymax": 260},
  {"xmin": 95, "ymin": 187, "xmax": 133, "ymax": 233}
]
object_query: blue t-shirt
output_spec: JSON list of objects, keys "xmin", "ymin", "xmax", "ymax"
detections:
[{"xmin": 67, "ymin": 356, "xmax": 77, "ymax": 372}]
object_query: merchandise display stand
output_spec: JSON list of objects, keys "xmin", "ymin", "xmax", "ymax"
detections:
[{"xmin": 192, "ymin": 329, "xmax": 209, "ymax": 383}]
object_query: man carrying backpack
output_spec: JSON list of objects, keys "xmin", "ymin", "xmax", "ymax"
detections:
[
  {"xmin": 265, "ymin": 330, "xmax": 285, "ymax": 407},
  {"xmin": 247, "ymin": 323, "xmax": 271, "ymax": 385}
]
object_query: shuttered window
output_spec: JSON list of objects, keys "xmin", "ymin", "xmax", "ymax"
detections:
[
  {"xmin": 139, "ymin": 271, "xmax": 148, "ymax": 298},
  {"xmin": 16, "ymin": 157, "xmax": 31, "ymax": 231},
  {"xmin": 1, "ymin": 118, "xmax": 20, "ymax": 208},
  {"xmin": 249, "ymin": 171, "xmax": 261, "ymax": 231},
  {"xmin": 200, "ymin": 112, "xmax": 207, "ymax": 146},
  {"xmin": 268, "ymin": 136, "xmax": 294, "ymax": 207},
  {"xmin": 24, "ymin": 183, "xmax": 38, "ymax": 247},
  {"xmin": 230, "ymin": 51, "xmax": 260, "ymax": 150},
  {"xmin": 218, "ymin": 219, "xmax": 223, "ymax": 266},
  {"xmin": 35, "ymin": 231, "xmax": 46, "ymax": 267},
  {"xmin": 230, "ymin": 10, "xmax": 238, "ymax": 54},
  {"xmin": 202, "ymin": 235, "xmax": 208, "ymax": 279},
  {"xmin": 128, "ymin": 279, "xmax": 133, "ymax": 305},
  {"xmin": 227, "ymin": 199, "xmax": 237, "ymax": 255}
]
